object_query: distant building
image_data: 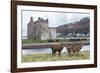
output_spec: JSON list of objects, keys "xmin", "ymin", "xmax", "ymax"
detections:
[{"xmin": 27, "ymin": 17, "xmax": 56, "ymax": 40}]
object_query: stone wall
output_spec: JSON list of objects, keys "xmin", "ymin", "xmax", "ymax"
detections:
[{"xmin": 27, "ymin": 17, "xmax": 56, "ymax": 40}]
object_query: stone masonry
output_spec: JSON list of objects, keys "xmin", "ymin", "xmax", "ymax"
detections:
[{"xmin": 27, "ymin": 17, "xmax": 56, "ymax": 40}]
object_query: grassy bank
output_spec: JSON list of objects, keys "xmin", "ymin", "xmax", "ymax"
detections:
[
  {"xmin": 22, "ymin": 39, "xmax": 65, "ymax": 44},
  {"xmin": 22, "ymin": 51, "xmax": 90, "ymax": 62},
  {"xmin": 22, "ymin": 39, "xmax": 49, "ymax": 44},
  {"xmin": 22, "ymin": 38, "xmax": 89, "ymax": 44}
]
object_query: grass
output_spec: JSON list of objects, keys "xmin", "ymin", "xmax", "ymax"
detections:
[
  {"xmin": 22, "ymin": 51, "xmax": 90, "ymax": 62},
  {"xmin": 22, "ymin": 39, "xmax": 49, "ymax": 44},
  {"xmin": 22, "ymin": 39, "xmax": 89, "ymax": 44},
  {"xmin": 22, "ymin": 39, "xmax": 62, "ymax": 44}
]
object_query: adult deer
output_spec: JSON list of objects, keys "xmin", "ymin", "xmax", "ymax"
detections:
[
  {"xmin": 50, "ymin": 43, "xmax": 64, "ymax": 56},
  {"xmin": 66, "ymin": 41, "xmax": 84, "ymax": 56}
]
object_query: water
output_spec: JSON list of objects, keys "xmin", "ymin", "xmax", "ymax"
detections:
[{"xmin": 22, "ymin": 45, "xmax": 90, "ymax": 55}]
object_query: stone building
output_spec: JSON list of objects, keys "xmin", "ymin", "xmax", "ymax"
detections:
[{"xmin": 27, "ymin": 17, "xmax": 56, "ymax": 40}]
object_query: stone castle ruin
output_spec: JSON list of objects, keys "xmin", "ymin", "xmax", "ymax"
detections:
[{"xmin": 27, "ymin": 17, "xmax": 56, "ymax": 40}]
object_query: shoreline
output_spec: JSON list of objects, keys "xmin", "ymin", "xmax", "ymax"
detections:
[{"xmin": 22, "ymin": 41, "xmax": 89, "ymax": 49}]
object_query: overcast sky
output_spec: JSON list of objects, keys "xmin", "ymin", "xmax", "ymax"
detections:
[{"xmin": 22, "ymin": 10, "xmax": 90, "ymax": 37}]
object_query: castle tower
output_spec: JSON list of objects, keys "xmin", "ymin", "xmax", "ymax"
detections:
[
  {"xmin": 27, "ymin": 17, "xmax": 56, "ymax": 40},
  {"xmin": 27, "ymin": 17, "xmax": 36, "ymax": 39},
  {"xmin": 40, "ymin": 18, "xmax": 49, "ymax": 40}
]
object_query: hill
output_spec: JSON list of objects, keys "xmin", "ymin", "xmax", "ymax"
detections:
[{"xmin": 56, "ymin": 17, "xmax": 90, "ymax": 35}]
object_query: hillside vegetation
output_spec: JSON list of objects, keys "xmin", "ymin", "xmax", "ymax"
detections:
[{"xmin": 56, "ymin": 17, "xmax": 90, "ymax": 35}]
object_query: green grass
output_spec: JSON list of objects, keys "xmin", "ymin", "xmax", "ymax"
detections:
[
  {"xmin": 22, "ymin": 51, "xmax": 90, "ymax": 62},
  {"xmin": 22, "ymin": 39, "xmax": 62, "ymax": 44},
  {"xmin": 22, "ymin": 39, "xmax": 49, "ymax": 44},
  {"xmin": 22, "ymin": 39, "xmax": 89, "ymax": 44}
]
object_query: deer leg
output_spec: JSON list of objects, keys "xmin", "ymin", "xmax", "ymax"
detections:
[
  {"xmin": 67, "ymin": 49, "xmax": 71, "ymax": 56},
  {"xmin": 76, "ymin": 51, "xmax": 79, "ymax": 55},
  {"xmin": 54, "ymin": 51, "xmax": 56, "ymax": 56},
  {"xmin": 76, "ymin": 49, "xmax": 80, "ymax": 55},
  {"xmin": 73, "ymin": 50, "xmax": 75, "ymax": 55},
  {"xmin": 52, "ymin": 50, "xmax": 56, "ymax": 56},
  {"xmin": 58, "ymin": 50, "xmax": 61, "ymax": 56},
  {"xmin": 52, "ymin": 50, "xmax": 54, "ymax": 56},
  {"xmin": 69, "ymin": 48, "xmax": 72, "ymax": 56}
]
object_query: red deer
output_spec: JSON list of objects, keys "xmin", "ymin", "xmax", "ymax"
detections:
[
  {"xmin": 50, "ymin": 43, "xmax": 64, "ymax": 56},
  {"xmin": 66, "ymin": 41, "xmax": 83, "ymax": 55},
  {"xmin": 66, "ymin": 43, "xmax": 73, "ymax": 55}
]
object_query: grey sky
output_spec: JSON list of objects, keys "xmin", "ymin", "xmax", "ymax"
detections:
[{"xmin": 22, "ymin": 10, "xmax": 90, "ymax": 36}]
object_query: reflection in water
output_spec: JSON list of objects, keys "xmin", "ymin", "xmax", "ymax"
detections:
[{"xmin": 22, "ymin": 45, "xmax": 90, "ymax": 55}]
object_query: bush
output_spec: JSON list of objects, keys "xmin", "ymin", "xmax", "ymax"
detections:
[
  {"xmin": 56, "ymin": 39, "xmax": 59, "ymax": 42},
  {"xmin": 48, "ymin": 39, "xmax": 55, "ymax": 42},
  {"xmin": 68, "ymin": 39, "xmax": 80, "ymax": 41}
]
